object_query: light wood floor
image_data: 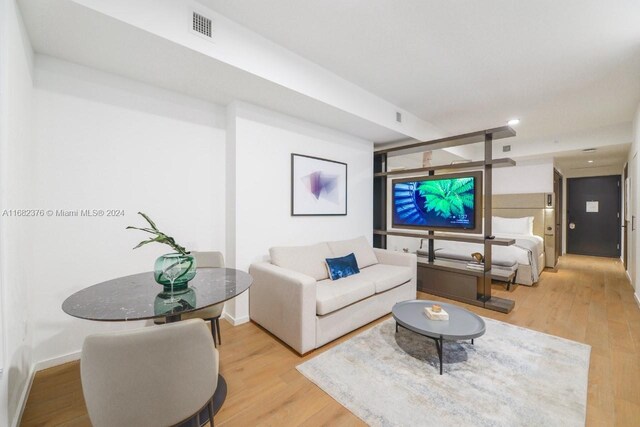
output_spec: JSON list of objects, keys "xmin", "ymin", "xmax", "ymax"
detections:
[{"xmin": 21, "ymin": 255, "xmax": 640, "ymax": 426}]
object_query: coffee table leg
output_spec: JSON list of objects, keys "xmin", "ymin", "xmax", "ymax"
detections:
[
  {"xmin": 471, "ymin": 339, "xmax": 474, "ymax": 345},
  {"xmin": 395, "ymin": 322, "xmax": 398, "ymax": 333},
  {"xmin": 435, "ymin": 337, "xmax": 443, "ymax": 375}
]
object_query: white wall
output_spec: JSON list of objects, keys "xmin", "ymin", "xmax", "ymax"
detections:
[
  {"xmin": 19, "ymin": 59, "xmax": 374, "ymax": 363},
  {"xmin": 225, "ymin": 102, "xmax": 374, "ymax": 323},
  {"xmin": 0, "ymin": 1, "xmax": 35, "ymax": 425},
  {"xmin": 492, "ymin": 159, "xmax": 554, "ymax": 195},
  {"xmin": 28, "ymin": 56, "xmax": 227, "ymax": 365}
]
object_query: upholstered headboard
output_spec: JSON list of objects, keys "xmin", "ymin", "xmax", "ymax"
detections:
[
  {"xmin": 492, "ymin": 193, "xmax": 556, "ymax": 267},
  {"xmin": 492, "ymin": 193, "xmax": 548, "ymax": 239}
]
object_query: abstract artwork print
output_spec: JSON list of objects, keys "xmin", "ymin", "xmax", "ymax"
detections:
[{"xmin": 291, "ymin": 154, "xmax": 347, "ymax": 215}]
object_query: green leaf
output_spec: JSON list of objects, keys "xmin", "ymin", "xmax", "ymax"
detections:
[
  {"xmin": 125, "ymin": 226, "xmax": 160, "ymax": 235},
  {"xmin": 138, "ymin": 212, "xmax": 159, "ymax": 231},
  {"xmin": 132, "ymin": 236, "xmax": 163, "ymax": 250},
  {"xmin": 419, "ymin": 177, "xmax": 475, "ymax": 219}
]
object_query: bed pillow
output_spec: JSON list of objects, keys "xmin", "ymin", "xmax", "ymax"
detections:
[{"xmin": 492, "ymin": 216, "xmax": 534, "ymax": 236}]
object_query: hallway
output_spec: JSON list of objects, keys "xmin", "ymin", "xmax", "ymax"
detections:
[{"xmin": 488, "ymin": 255, "xmax": 640, "ymax": 426}]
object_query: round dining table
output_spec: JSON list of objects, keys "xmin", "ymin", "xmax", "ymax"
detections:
[{"xmin": 62, "ymin": 267, "xmax": 253, "ymax": 423}]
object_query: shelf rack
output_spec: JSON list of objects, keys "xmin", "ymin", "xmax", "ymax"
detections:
[
  {"xmin": 373, "ymin": 126, "xmax": 517, "ymax": 313},
  {"xmin": 372, "ymin": 230, "xmax": 515, "ymax": 246},
  {"xmin": 374, "ymin": 158, "xmax": 515, "ymax": 177},
  {"xmin": 375, "ymin": 126, "xmax": 515, "ymax": 156}
]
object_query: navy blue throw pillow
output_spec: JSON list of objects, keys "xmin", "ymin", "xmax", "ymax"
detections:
[{"xmin": 325, "ymin": 253, "xmax": 360, "ymax": 281}]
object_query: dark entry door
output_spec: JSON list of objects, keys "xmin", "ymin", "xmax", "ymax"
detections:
[
  {"xmin": 623, "ymin": 164, "xmax": 628, "ymax": 269},
  {"xmin": 567, "ymin": 175, "xmax": 621, "ymax": 257},
  {"xmin": 553, "ymin": 169, "xmax": 563, "ymax": 264}
]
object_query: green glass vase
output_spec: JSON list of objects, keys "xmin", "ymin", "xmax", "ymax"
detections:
[{"xmin": 154, "ymin": 253, "xmax": 197, "ymax": 291}]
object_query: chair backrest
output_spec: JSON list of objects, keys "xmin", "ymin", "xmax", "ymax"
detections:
[
  {"xmin": 81, "ymin": 319, "xmax": 218, "ymax": 427},
  {"xmin": 192, "ymin": 251, "xmax": 225, "ymax": 269}
]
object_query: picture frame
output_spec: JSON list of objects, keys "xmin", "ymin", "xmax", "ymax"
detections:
[{"xmin": 291, "ymin": 154, "xmax": 347, "ymax": 216}]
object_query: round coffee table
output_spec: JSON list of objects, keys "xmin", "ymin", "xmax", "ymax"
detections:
[{"xmin": 392, "ymin": 300, "xmax": 486, "ymax": 375}]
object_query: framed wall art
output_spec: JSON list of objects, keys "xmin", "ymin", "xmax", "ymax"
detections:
[{"xmin": 291, "ymin": 154, "xmax": 347, "ymax": 216}]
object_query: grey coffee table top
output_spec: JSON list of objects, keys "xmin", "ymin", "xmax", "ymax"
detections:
[{"xmin": 392, "ymin": 300, "xmax": 486, "ymax": 341}]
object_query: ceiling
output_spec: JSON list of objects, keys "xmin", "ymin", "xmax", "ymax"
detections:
[
  {"xmin": 18, "ymin": 0, "xmax": 408, "ymax": 142},
  {"xmin": 554, "ymin": 143, "xmax": 631, "ymax": 172},
  {"xmin": 18, "ymin": 0, "xmax": 640, "ymax": 152},
  {"xmin": 202, "ymin": 0, "xmax": 640, "ymax": 145}
]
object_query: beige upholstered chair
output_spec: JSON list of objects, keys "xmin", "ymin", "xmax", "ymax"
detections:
[
  {"xmin": 155, "ymin": 251, "xmax": 225, "ymax": 345},
  {"xmin": 80, "ymin": 319, "xmax": 219, "ymax": 427}
]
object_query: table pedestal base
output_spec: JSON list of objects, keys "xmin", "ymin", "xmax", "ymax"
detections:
[
  {"xmin": 211, "ymin": 374, "xmax": 227, "ymax": 415},
  {"xmin": 179, "ymin": 374, "xmax": 226, "ymax": 427}
]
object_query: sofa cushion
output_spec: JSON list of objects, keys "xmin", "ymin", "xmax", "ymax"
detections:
[
  {"xmin": 358, "ymin": 264, "xmax": 413, "ymax": 293},
  {"xmin": 316, "ymin": 275, "xmax": 375, "ymax": 315},
  {"xmin": 270, "ymin": 242, "xmax": 333, "ymax": 281},
  {"xmin": 327, "ymin": 236, "xmax": 378, "ymax": 269}
]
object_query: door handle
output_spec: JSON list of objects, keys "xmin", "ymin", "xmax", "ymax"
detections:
[{"xmin": 569, "ymin": 222, "xmax": 576, "ymax": 230}]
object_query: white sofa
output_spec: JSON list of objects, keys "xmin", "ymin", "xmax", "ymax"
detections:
[{"xmin": 249, "ymin": 236, "xmax": 417, "ymax": 355}]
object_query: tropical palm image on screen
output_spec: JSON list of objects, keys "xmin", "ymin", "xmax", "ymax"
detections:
[
  {"xmin": 392, "ymin": 173, "xmax": 480, "ymax": 231},
  {"xmin": 418, "ymin": 178, "xmax": 474, "ymax": 218}
]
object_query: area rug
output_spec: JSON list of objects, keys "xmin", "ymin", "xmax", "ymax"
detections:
[{"xmin": 297, "ymin": 318, "xmax": 590, "ymax": 427}]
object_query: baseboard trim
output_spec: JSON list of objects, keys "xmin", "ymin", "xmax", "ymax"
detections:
[
  {"xmin": 634, "ymin": 293, "xmax": 640, "ymax": 310},
  {"xmin": 14, "ymin": 351, "xmax": 83, "ymax": 426},
  {"xmin": 222, "ymin": 312, "xmax": 250, "ymax": 326},
  {"xmin": 13, "ymin": 367, "xmax": 36, "ymax": 427},
  {"xmin": 34, "ymin": 350, "xmax": 81, "ymax": 372},
  {"xmin": 626, "ymin": 270, "xmax": 632, "ymax": 284}
]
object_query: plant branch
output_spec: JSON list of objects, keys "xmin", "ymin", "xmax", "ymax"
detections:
[{"xmin": 127, "ymin": 212, "xmax": 189, "ymax": 256}]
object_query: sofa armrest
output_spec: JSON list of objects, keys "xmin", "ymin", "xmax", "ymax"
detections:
[
  {"xmin": 374, "ymin": 249, "xmax": 418, "ymax": 297},
  {"xmin": 249, "ymin": 262, "xmax": 317, "ymax": 355},
  {"xmin": 373, "ymin": 248, "xmax": 417, "ymax": 268}
]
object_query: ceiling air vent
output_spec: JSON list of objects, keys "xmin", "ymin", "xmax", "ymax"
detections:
[{"xmin": 192, "ymin": 11, "xmax": 212, "ymax": 38}]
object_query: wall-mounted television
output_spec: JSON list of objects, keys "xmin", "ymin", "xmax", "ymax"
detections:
[{"xmin": 392, "ymin": 171, "xmax": 482, "ymax": 233}]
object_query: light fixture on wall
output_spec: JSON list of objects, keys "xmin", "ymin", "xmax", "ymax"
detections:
[{"xmin": 507, "ymin": 119, "xmax": 520, "ymax": 126}]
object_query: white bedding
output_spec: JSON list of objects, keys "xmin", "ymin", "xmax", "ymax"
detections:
[
  {"xmin": 494, "ymin": 233, "xmax": 544, "ymax": 261},
  {"xmin": 427, "ymin": 233, "xmax": 544, "ymax": 283}
]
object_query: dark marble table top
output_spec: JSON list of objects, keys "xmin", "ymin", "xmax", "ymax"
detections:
[{"xmin": 62, "ymin": 268, "xmax": 253, "ymax": 322}]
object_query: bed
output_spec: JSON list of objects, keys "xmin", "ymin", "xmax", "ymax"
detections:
[{"xmin": 416, "ymin": 216, "xmax": 546, "ymax": 286}]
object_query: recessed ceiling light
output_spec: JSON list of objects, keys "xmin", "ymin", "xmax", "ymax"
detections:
[
  {"xmin": 507, "ymin": 119, "xmax": 520, "ymax": 126},
  {"xmin": 582, "ymin": 148, "xmax": 597, "ymax": 153},
  {"xmin": 588, "ymin": 160, "xmax": 594, "ymax": 163}
]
